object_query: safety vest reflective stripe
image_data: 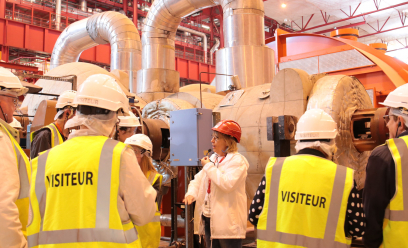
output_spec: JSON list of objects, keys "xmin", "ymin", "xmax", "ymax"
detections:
[
  {"xmin": 29, "ymin": 139, "xmax": 138, "ymax": 246},
  {"xmin": 27, "ymin": 227, "xmax": 138, "ymax": 245},
  {"xmin": 30, "ymin": 123, "xmax": 63, "ymax": 148},
  {"xmin": 385, "ymin": 137, "xmax": 408, "ymax": 221},
  {"xmin": 47, "ymin": 123, "xmax": 62, "ymax": 147},
  {"xmin": 257, "ymin": 157, "xmax": 350, "ymax": 248},
  {"xmin": 146, "ymin": 171, "xmax": 162, "ymax": 220},
  {"xmin": 14, "ymin": 142, "xmax": 30, "ymax": 199},
  {"xmin": 1, "ymin": 125, "xmax": 30, "ymax": 199}
]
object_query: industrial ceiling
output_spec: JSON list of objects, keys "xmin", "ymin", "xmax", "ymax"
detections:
[{"xmin": 263, "ymin": 0, "xmax": 408, "ymax": 63}]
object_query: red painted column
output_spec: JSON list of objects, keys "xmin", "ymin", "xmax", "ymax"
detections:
[
  {"xmin": 31, "ymin": 8, "xmax": 34, "ymax": 25},
  {"xmin": 12, "ymin": 3, "xmax": 15, "ymax": 20},
  {"xmin": 133, "ymin": 0, "xmax": 137, "ymax": 27},
  {"xmin": 0, "ymin": 0, "xmax": 5, "ymax": 19},
  {"xmin": 1, "ymin": 46, "xmax": 9, "ymax": 62},
  {"xmin": 123, "ymin": 0, "xmax": 128, "ymax": 16},
  {"xmin": 49, "ymin": 12, "xmax": 51, "ymax": 29}
]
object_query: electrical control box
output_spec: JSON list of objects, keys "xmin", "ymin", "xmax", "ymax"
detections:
[{"xmin": 170, "ymin": 108, "xmax": 213, "ymax": 166}]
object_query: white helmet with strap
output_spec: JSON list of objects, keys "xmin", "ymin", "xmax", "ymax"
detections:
[
  {"xmin": 118, "ymin": 111, "xmax": 141, "ymax": 127},
  {"xmin": 73, "ymin": 74, "xmax": 130, "ymax": 115},
  {"xmin": 0, "ymin": 67, "xmax": 28, "ymax": 96},
  {"xmin": 380, "ymin": 84, "xmax": 408, "ymax": 110},
  {"xmin": 295, "ymin": 108, "xmax": 338, "ymax": 140},
  {"xmin": 56, "ymin": 90, "xmax": 77, "ymax": 109},
  {"xmin": 125, "ymin": 134, "xmax": 153, "ymax": 155}
]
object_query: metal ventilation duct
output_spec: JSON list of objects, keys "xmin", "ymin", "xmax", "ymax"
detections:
[
  {"xmin": 50, "ymin": 11, "xmax": 141, "ymax": 93},
  {"xmin": 138, "ymin": 0, "xmax": 274, "ymax": 94},
  {"xmin": 210, "ymin": 37, "xmax": 220, "ymax": 65}
]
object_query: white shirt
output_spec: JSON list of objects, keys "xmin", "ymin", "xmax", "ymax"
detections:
[{"xmin": 186, "ymin": 152, "xmax": 249, "ymax": 239}]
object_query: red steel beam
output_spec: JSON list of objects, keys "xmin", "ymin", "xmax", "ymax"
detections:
[
  {"xmin": 299, "ymin": 1, "xmax": 408, "ymax": 32},
  {"xmin": 313, "ymin": 21, "xmax": 366, "ymax": 34},
  {"xmin": 0, "ymin": 61, "xmax": 39, "ymax": 72},
  {"xmin": 360, "ymin": 25, "xmax": 408, "ymax": 38}
]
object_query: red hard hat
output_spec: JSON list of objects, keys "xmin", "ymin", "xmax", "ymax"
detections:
[{"xmin": 212, "ymin": 120, "xmax": 242, "ymax": 143}]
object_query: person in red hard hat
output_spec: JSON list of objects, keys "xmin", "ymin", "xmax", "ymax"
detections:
[{"xmin": 183, "ymin": 120, "xmax": 249, "ymax": 248}]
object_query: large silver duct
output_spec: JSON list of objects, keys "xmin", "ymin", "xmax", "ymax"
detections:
[
  {"xmin": 178, "ymin": 26, "xmax": 208, "ymax": 63},
  {"xmin": 137, "ymin": 0, "xmax": 218, "ymax": 94},
  {"xmin": 138, "ymin": 0, "xmax": 274, "ymax": 94},
  {"xmin": 55, "ymin": 0, "xmax": 62, "ymax": 30},
  {"xmin": 50, "ymin": 11, "xmax": 141, "ymax": 93},
  {"xmin": 210, "ymin": 37, "xmax": 220, "ymax": 65}
]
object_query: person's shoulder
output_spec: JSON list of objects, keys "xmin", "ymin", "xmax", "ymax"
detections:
[
  {"xmin": 366, "ymin": 144, "xmax": 393, "ymax": 171},
  {"xmin": 370, "ymin": 144, "xmax": 392, "ymax": 159},
  {"xmin": 35, "ymin": 128, "xmax": 52, "ymax": 136},
  {"xmin": 230, "ymin": 152, "xmax": 249, "ymax": 166}
]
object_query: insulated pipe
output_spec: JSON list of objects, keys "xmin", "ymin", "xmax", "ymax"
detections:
[
  {"xmin": 137, "ymin": 0, "xmax": 218, "ymax": 94},
  {"xmin": 50, "ymin": 11, "xmax": 141, "ymax": 93},
  {"xmin": 210, "ymin": 37, "xmax": 220, "ymax": 65},
  {"xmin": 178, "ymin": 26, "xmax": 207, "ymax": 63},
  {"xmin": 55, "ymin": 0, "xmax": 62, "ymax": 30},
  {"xmin": 138, "ymin": 0, "xmax": 274, "ymax": 93},
  {"xmin": 79, "ymin": 0, "xmax": 87, "ymax": 12},
  {"xmin": 160, "ymin": 214, "xmax": 185, "ymax": 228}
]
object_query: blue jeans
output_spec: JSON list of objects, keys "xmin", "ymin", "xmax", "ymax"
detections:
[{"xmin": 202, "ymin": 215, "xmax": 243, "ymax": 248}]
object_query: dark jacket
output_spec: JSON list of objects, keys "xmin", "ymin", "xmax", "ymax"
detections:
[
  {"xmin": 30, "ymin": 127, "xmax": 66, "ymax": 159},
  {"xmin": 363, "ymin": 130, "xmax": 408, "ymax": 248},
  {"xmin": 249, "ymin": 148, "xmax": 365, "ymax": 238}
]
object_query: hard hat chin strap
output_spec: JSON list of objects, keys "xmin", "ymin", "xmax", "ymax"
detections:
[{"xmin": 0, "ymin": 105, "xmax": 9, "ymax": 123}]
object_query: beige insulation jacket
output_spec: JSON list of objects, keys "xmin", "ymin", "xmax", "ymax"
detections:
[
  {"xmin": 0, "ymin": 120, "xmax": 27, "ymax": 248},
  {"xmin": 307, "ymin": 75, "xmax": 373, "ymax": 190}
]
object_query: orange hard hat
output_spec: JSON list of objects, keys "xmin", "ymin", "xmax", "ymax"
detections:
[{"xmin": 212, "ymin": 120, "xmax": 242, "ymax": 143}]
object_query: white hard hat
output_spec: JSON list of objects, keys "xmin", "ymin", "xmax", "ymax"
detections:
[
  {"xmin": 0, "ymin": 67, "xmax": 28, "ymax": 96},
  {"xmin": 295, "ymin": 109, "xmax": 338, "ymax": 140},
  {"xmin": 118, "ymin": 111, "xmax": 141, "ymax": 127},
  {"xmin": 380, "ymin": 84, "xmax": 408, "ymax": 110},
  {"xmin": 125, "ymin": 134, "xmax": 153, "ymax": 155},
  {"xmin": 10, "ymin": 117, "xmax": 22, "ymax": 129},
  {"xmin": 56, "ymin": 90, "xmax": 77, "ymax": 109},
  {"xmin": 73, "ymin": 74, "xmax": 130, "ymax": 115}
]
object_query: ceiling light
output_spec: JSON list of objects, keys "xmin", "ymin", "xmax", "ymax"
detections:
[{"xmin": 281, "ymin": 3, "xmax": 286, "ymax": 8}]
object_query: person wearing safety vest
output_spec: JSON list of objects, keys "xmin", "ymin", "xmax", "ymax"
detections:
[
  {"xmin": 114, "ymin": 111, "xmax": 141, "ymax": 142},
  {"xmin": 0, "ymin": 67, "xmax": 31, "ymax": 248},
  {"xmin": 27, "ymin": 74, "xmax": 157, "ymax": 248},
  {"xmin": 364, "ymin": 84, "xmax": 408, "ymax": 248},
  {"xmin": 255, "ymin": 109, "xmax": 360, "ymax": 248},
  {"xmin": 30, "ymin": 89, "xmax": 77, "ymax": 159},
  {"xmin": 184, "ymin": 120, "xmax": 249, "ymax": 248},
  {"xmin": 125, "ymin": 134, "xmax": 163, "ymax": 248}
]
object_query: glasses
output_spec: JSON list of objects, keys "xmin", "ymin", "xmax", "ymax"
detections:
[
  {"xmin": 2, "ymin": 95, "xmax": 18, "ymax": 107},
  {"xmin": 383, "ymin": 115, "xmax": 397, "ymax": 124},
  {"xmin": 211, "ymin": 135, "xmax": 219, "ymax": 141}
]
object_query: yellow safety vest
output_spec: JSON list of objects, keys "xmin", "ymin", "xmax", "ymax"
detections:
[
  {"xmin": 30, "ymin": 123, "xmax": 63, "ymax": 148},
  {"xmin": 27, "ymin": 136, "xmax": 141, "ymax": 248},
  {"xmin": 382, "ymin": 136, "xmax": 408, "ymax": 247},
  {"xmin": 257, "ymin": 155, "xmax": 354, "ymax": 248},
  {"xmin": 0, "ymin": 122, "xmax": 31, "ymax": 238},
  {"xmin": 136, "ymin": 171, "xmax": 162, "ymax": 248}
]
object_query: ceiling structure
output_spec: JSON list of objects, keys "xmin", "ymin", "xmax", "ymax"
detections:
[{"xmin": 263, "ymin": 0, "xmax": 408, "ymax": 63}]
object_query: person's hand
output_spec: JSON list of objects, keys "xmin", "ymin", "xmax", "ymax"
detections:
[
  {"xmin": 183, "ymin": 195, "xmax": 195, "ymax": 205},
  {"xmin": 201, "ymin": 156, "xmax": 210, "ymax": 166}
]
